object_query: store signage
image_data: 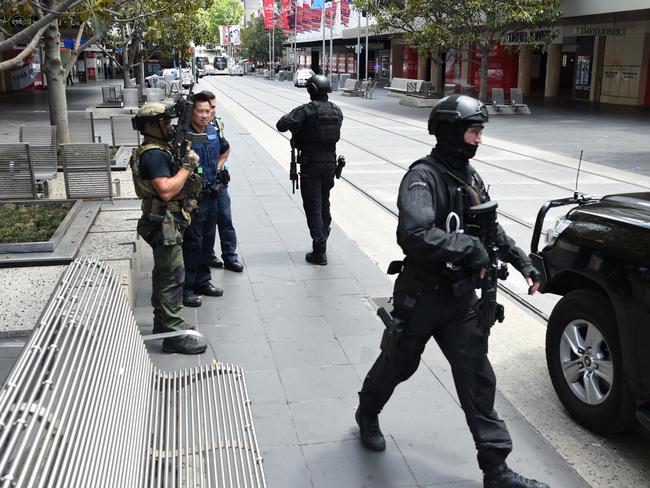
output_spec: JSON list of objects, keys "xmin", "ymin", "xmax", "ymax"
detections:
[
  {"xmin": 574, "ymin": 25, "xmax": 625, "ymax": 37},
  {"xmin": 503, "ymin": 29, "xmax": 558, "ymax": 45}
]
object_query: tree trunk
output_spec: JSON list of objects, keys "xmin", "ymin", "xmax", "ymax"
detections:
[
  {"xmin": 42, "ymin": 18, "xmax": 69, "ymax": 145},
  {"xmin": 479, "ymin": 44, "xmax": 489, "ymax": 102}
]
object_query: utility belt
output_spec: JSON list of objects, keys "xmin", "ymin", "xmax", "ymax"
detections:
[
  {"xmin": 142, "ymin": 197, "xmax": 182, "ymax": 215},
  {"xmin": 376, "ymin": 258, "xmax": 477, "ymax": 358},
  {"xmin": 297, "ymin": 151, "xmax": 336, "ymax": 164}
]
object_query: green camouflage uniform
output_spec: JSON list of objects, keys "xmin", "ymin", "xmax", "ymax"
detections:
[{"xmin": 131, "ymin": 138, "xmax": 202, "ymax": 332}]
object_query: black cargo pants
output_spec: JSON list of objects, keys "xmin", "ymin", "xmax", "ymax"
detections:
[
  {"xmin": 299, "ymin": 161, "xmax": 336, "ymax": 250},
  {"xmin": 358, "ymin": 269, "xmax": 513, "ymax": 471}
]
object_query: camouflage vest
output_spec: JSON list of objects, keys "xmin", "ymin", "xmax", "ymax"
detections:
[{"xmin": 130, "ymin": 138, "xmax": 204, "ymax": 216}]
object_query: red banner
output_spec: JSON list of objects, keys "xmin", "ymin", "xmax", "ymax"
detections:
[{"xmin": 263, "ymin": 0, "xmax": 274, "ymax": 29}]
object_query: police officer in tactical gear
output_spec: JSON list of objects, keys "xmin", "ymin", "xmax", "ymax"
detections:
[
  {"xmin": 276, "ymin": 74, "xmax": 343, "ymax": 265},
  {"xmin": 356, "ymin": 94, "xmax": 546, "ymax": 488},
  {"xmin": 131, "ymin": 103, "xmax": 208, "ymax": 355}
]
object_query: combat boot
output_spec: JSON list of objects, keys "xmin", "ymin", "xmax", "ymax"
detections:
[
  {"xmin": 355, "ymin": 408, "xmax": 386, "ymax": 451},
  {"xmin": 306, "ymin": 241, "xmax": 327, "ymax": 266},
  {"xmin": 483, "ymin": 463, "xmax": 549, "ymax": 488},
  {"xmin": 162, "ymin": 334, "xmax": 207, "ymax": 355}
]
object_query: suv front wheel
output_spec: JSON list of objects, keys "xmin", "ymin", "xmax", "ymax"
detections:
[{"xmin": 546, "ymin": 289, "xmax": 634, "ymax": 433}]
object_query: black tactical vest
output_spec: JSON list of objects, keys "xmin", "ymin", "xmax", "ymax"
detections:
[{"xmin": 295, "ymin": 101, "xmax": 342, "ymax": 155}]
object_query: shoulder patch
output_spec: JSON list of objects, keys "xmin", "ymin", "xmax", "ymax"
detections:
[{"xmin": 407, "ymin": 181, "xmax": 428, "ymax": 190}]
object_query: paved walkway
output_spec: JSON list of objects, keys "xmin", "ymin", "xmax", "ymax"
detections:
[
  {"xmin": 129, "ymin": 104, "xmax": 589, "ymax": 487},
  {"xmin": 0, "ymin": 77, "xmax": 616, "ymax": 487}
]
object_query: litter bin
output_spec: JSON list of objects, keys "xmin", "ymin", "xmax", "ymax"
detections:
[{"xmin": 329, "ymin": 74, "xmax": 339, "ymax": 91}]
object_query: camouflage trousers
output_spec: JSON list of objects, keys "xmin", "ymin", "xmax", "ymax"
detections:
[{"xmin": 151, "ymin": 242, "xmax": 187, "ymax": 332}]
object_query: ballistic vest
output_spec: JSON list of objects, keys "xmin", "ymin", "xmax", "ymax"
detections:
[{"xmin": 294, "ymin": 101, "xmax": 342, "ymax": 154}]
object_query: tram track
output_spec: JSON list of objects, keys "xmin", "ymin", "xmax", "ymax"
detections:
[
  {"xmin": 213, "ymin": 77, "xmax": 650, "ymax": 193},
  {"xmin": 205, "ymin": 76, "xmax": 553, "ymax": 322}
]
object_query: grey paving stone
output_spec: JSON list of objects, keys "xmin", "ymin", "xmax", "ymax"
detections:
[
  {"xmin": 263, "ymin": 316, "xmax": 333, "ymax": 342},
  {"xmin": 393, "ymin": 428, "xmax": 480, "ymax": 486},
  {"xmin": 251, "ymin": 402, "xmax": 299, "ymax": 448},
  {"xmin": 381, "ymin": 388, "xmax": 468, "ymax": 435},
  {"xmin": 247, "ymin": 263, "xmax": 304, "ymax": 284},
  {"xmin": 266, "ymin": 207, "xmax": 306, "ymax": 224},
  {"xmin": 338, "ymin": 335, "xmax": 383, "ymax": 366},
  {"xmin": 256, "ymin": 296, "xmax": 325, "ymax": 319},
  {"xmin": 279, "ymin": 364, "xmax": 362, "ymax": 403},
  {"xmin": 302, "ymin": 438, "xmax": 419, "ymax": 488},
  {"xmin": 213, "ymin": 340, "xmax": 276, "ymax": 372},
  {"xmin": 261, "ymin": 445, "xmax": 313, "ymax": 488},
  {"xmin": 198, "ymin": 319, "xmax": 267, "ymax": 343},
  {"xmin": 245, "ymin": 370, "xmax": 287, "ymax": 404},
  {"xmin": 252, "ymin": 280, "xmax": 311, "ymax": 300},
  {"xmin": 289, "ymin": 249, "xmax": 344, "ymax": 266},
  {"xmin": 294, "ymin": 262, "xmax": 353, "ymax": 280},
  {"xmin": 505, "ymin": 418, "xmax": 591, "ymax": 487},
  {"xmin": 0, "ymin": 358, "xmax": 18, "ymax": 385},
  {"xmin": 304, "ymin": 277, "xmax": 365, "ymax": 297},
  {"xmin": 288, "ymin": 396, "xmax": 360, "ymax": 444},
  {"xmin": 273, "ymin": 222, "xmax": 311, "ymax": 242},
  {"xmin": 270, "ymin": 337, "xmax": 349, "ymax": 370},
  {"xmin": 195, "ymin": 299, "xmax": 260, "ymax": 324}
]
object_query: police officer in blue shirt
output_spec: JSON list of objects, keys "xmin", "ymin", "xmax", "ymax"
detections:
[
  {"xmin": 202, "ymin": 90, "xmax": 244, "ymax": 273},
  {"xmin": 181, "ymin": 92, "xmax": 230, "ymax": 307}
]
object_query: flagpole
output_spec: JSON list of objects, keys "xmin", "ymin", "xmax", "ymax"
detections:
[
  {"xmin": 321, "ymin": 5, "xmax": 325, "ymax": 75},
  {"xmin": 356, "ymin": 10, "xmax": 360, "ymax": 80},
  {"xmin": 328, "ymin": 0, "xmax": 333, "ymax": 79},
  {"xmin": 364, "ymin": 10, "xmax": 368, "ymax": 79}
]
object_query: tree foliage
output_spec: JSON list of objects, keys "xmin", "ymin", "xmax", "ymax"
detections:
[
  {"xmin": 240, "ymin": 14, "xmax": 286, "ymax": 64},
  {"xmin": 354, "ymin": 0, "xmax": 563, "ymax": 100},
  {"xmin": 198, "ymin": 0, "xmax": 244, "ymax": 44}
]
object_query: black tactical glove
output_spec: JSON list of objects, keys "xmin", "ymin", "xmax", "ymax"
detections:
[
  {"xmin": 519, "ymin": 264, "xmax": 541, "ymax": 284},
  {"xmin": 218, "ymin": 168, "xmax": 230, "ymax": 185},
  {"xmin": 464, "ymin": 238, "xmax": 489, "ymax": 270}
]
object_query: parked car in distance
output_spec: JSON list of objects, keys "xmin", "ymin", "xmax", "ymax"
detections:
[
  {"xmin": 144, "ymin": 70, "xmax": 164, "ymax": 87},
  {"xmin": 530, "ymin": 192, "xmax": 650, "ymax": 434},
  {"xmin": 294, "ymin": 68, "xmax": 315, "ymax": 87},
  {"xmin": 180, "ymin": 68, "xmax": 192, "ymax": 88},
  {"xmin": 200, "ymin": 64, "xmax": 216, "ymax": 77},
  {"xmin": 230, "ymin": 64, "xmax": 244, "ymax": 76}
]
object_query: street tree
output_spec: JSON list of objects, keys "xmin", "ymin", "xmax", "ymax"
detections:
[
  {"xmin": 240, "ymin": 14, "xmax": 286, "ymax": 65},
  {"xmin": 354, "ymin": 0, "xmax": 562, "ymax": 101},
  {"xmin": 198, "ymin": 0, "xmax": 243, "ymax": 41}
]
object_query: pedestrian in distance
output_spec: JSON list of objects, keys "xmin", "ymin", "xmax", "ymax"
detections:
[
  {"xmin": 66, "ymin": 70, "xmax": 74, "ymax": 86},
  {"xmin": 130, "ymin": 103, "xmax": 207, "ymax": 355},
  {"xmin": 276, "ymin": 74, "xmax": 344, "ymax": 265},
  {"xmin": 356, "ymin": 94, "xmax": 547, "ymax": 488},
  {"xmin": 181, "ymin": 92, "xmax": 230, "ymax": 307},
  {"xmin": 201, "ymin": 90, "xmax": 244, "ymax": 273}
]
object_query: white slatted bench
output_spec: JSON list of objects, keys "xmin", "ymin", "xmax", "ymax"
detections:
[
  {"xmin": 61, "ymin": 143, "xmax": 115, "ymax": 200},
  {"xmin": 491, "ymin": 87, "xmax": 508, "ymax": 111},
  {"xmin": 19, "ymin": 125, "xmax": 57, "ymax": 183},
  {"xmin": 0, "ymin": 143, "xmax": 37, "ymax": 200},
  {"xmin": 111, "ymin": 115, "xmax": 141, "ymax": 147},
  {"xmin": 340, "ymin": 78, "xmax": 360, "ymax": 96},
  {"xmin": 0, "ymin": 256, "xmax": 267, "ymax": 488},
  {"xmin": 510, "ymin": 88, "xmax": 527, "ymax": 112},
  {"xmin": 386, "ymin": 77, "xmax": 424, "ymax": 97}
]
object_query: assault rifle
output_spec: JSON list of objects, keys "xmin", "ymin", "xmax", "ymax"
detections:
[
  {"xmin": 470, "ymin": 201, "xmax": 509, "ymax": 332},
  {"xmin": 335, "ymin": 155, "xmax": 346, "ymax": 179},
  {"xmin": 165, "ymin": 83, "xmax": 207, "ymax": 161},
  {"xmin": 289, "ymin": 139, "xmax": 299, "ymax": 194}
]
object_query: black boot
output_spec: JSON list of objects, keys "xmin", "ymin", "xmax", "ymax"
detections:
[
  {"xmin": 306, "ymin": 240, "xmax": 327, "ymax": 265},
  {"xmin": 162, "ymin": 334, "xmax": 207, "ymax": 355},
  {"xmin": 355, "ymin": 408, "xmax": 386, "ymax": 451},
  {"xmin": 484, "ymin": 464, "xmax": 549, "ymax": 488}
]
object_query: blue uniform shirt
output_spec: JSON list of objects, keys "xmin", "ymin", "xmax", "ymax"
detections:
[{"xmin": 189, "ymin": 123, "xmax": 229, "ymax": 186}]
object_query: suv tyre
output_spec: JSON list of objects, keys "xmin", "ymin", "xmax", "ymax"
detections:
[{"xmin": 546, "ymin": 289, "xmax": 634, "ymax": 433}]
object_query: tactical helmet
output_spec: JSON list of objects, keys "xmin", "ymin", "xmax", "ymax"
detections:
[
  {"xmin": 132, "ymin": 102, "xmax": 171, "ymax": 132},
  {"xmin": 428, "ymin": 94, "xmax": 488, "ymax": 135},
  {"xmin": 306, "ymin": 74, "xmax": 332, "ymax": 96}
]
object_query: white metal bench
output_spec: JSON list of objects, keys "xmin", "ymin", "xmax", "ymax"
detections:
[
  {"xmin": 491, "ymin": 87, "xmax": 508, "ymax": 111},
  {"xmin": 111, "ymin": 115, "xmax": 141, "ymax": 147},
  {"xmin": 0, "ymin": 256, "xmax": 267, "ymax": 487},
  {"xmin": 340, "ymin": 78, "xmax": 360, "ymax": 96},
  {"xmin": 19, "ymin": 124, "xmax": 57, "ymax": 182},
  {"xmin": 510, "ymin": 88, "xmax": 526, "ymax": 111},
  {"xmin": 68, "ymin": 112, "xmax": 98, "ymax": 144},
  {"xmin": 61, "ymin": 143, "xmax": 116, "ymax": 199},
  {"xmin": 386, "ymin": 78, "xmax": 424, "ymax": 97},
  {"xmin": 0, "ymin": 143, "xmax": 37, "ymax": 200}
]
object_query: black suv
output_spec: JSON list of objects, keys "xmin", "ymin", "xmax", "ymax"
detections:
[{"xmin": 530, "ymin": 192, "xmax": 650, "ymax": 434}]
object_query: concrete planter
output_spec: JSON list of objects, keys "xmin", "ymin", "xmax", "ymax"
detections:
[{"xmin": 0, "ymin": 200, "xmax": 82, "ymax": 254}]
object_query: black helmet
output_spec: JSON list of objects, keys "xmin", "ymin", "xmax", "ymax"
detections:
[
  {"xmin": 306, "ymin": 74, "xmax": 332, "ymax": 96},
  {"xmin": 428, "ymin": 94, "xmax": 488, "ymax": 135}
]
